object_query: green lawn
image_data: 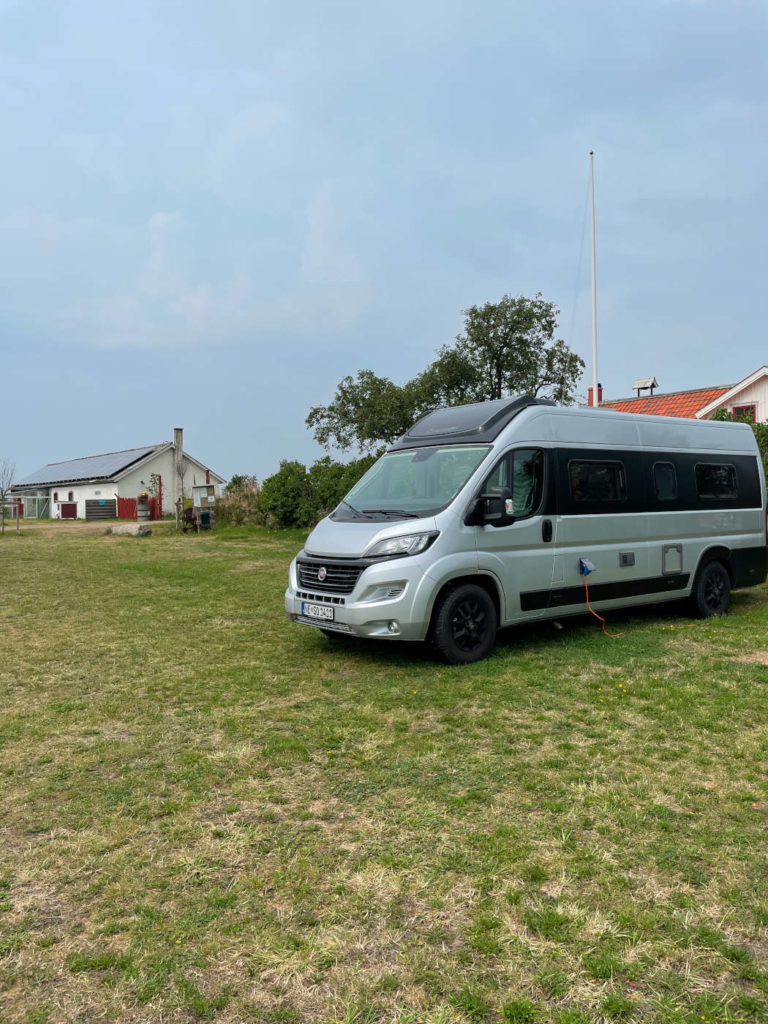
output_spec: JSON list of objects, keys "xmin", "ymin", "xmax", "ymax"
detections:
[{"xmin": 1, "ymin": 526, "xmax": 768, "ymax": 1024}]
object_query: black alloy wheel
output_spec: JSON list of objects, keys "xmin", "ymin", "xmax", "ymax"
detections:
[
  {"xmin": 432, "ymin": 583, "xmax": 498, "ymax": 664},
  {"xmin": 692, "ymin": 560, "xmax": 731, "ymax": 618}
]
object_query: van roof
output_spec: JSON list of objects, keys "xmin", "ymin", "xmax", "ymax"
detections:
[
  {"xmin": 390, "ymin": 397, "xmax": 758, "ymax": 455},
  {"xmin": 389, "ymin": 395, "xmax": 555, "ymax": 450}
]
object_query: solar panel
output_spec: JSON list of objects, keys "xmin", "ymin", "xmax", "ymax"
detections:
[{"xmin": 15, "ymin": 446, "xmax": 161, "ymax": 487}]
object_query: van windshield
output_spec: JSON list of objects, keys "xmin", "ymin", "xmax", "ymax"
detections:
[{"xmin": 334, "ymin": 445, "xmax": 491, "ymax": 521}]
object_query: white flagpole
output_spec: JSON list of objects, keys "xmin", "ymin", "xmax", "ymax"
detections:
[{"xmin": 589, "ymin": 150, "xmax": 598, "ymax": 407}]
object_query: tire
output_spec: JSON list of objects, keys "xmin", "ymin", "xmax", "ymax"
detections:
[
  {"xmin": 691, "ymin": 560, "xmax": 731, "ymax": 618},
  {"xmin": 431, "ymin": 583, "xmax": 498, "ymax": 665}
]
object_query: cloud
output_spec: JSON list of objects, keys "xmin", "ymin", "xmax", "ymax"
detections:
[
  {"xmin": 301, "ymin": 183, "xmax": 362, "ymax": 285},
  {"xmin": 57, "ymin": 201, "xmax": 372, "ymax": 349}
]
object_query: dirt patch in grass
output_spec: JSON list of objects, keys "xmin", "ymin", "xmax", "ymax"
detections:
[{"xmin": 735, "ymin": 650, "xmax": 768, "ymax": 664}]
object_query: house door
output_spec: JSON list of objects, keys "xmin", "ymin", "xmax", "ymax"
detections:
[{"xmin": 60, "ymin": 503, "xmax": 77, "ymax": 519}]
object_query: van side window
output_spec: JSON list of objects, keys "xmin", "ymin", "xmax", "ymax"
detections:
[
  {"xmin": 483, "ymin": 456, "xmax": 509, "ymax": 492},
  {"xmin": 512, "ymin": 449, "xmax": 544, "ymax": 517},
  {"xmin": 653, "ymin": 462, "xmax": 677, "ymax": 501},
  {"xmin": 696, "ymin": 464, "xmax": 738, "ymax": 500},
  {"xmin": 481, "ymin": 449, "xmax": 544, "ymax": 519},
  {"xmin": 569, "ymin": 460, "xmax": 626, "ymax": 502}
]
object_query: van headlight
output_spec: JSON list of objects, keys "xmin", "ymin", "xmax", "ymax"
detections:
[{"xmin": 364, "ymin": 532, "xmax": 439, "ymax": 559}]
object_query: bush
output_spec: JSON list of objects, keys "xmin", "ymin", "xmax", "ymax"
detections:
[
  {"xmin": 258, "ymin": 454, "xmax": 379, "ymax": 530},
  {"xmin": 259, "ymin": 460, "xmax": 311, "ymax": 529},
  {"xmin": 711, "ymin": 408, "xmax": 768, "ymax": 477},
  {"xmin": 307, "ymin": 454, "xmax": 378, "ymax": 521},
  {"xmin": 215, "ymin": 475, "xmax": 264, "ymax": 526}
]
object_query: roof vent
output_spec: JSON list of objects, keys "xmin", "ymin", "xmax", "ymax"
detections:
[{"xmin": 633, "ymin": 376, "xmax": 659, "ymax": 397}]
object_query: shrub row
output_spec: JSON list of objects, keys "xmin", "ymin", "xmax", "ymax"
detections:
[{"xmin": 216, "ymin": 454, "xmax": 378, "ymax": 529}]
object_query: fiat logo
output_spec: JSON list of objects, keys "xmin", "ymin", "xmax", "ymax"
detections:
[{"xmin": 318, "ymin": 566, "xmax": 327, "ymax": 582}]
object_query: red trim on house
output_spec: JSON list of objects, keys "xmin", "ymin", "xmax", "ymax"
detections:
[{"xmin": 732, "ymin": 404, "xmax": 756, "ymax": 423}]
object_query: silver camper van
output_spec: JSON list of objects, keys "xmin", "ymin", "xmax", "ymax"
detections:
[{"xmin": 286, "ymin": 396, "xmax": 768, "ymax": 663}]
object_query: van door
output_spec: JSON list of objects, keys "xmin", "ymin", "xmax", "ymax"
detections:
[
  {"xmin": 474, "ymin": 448, "xmax": 557, "ymax": 623},
  {"xmin": 549, "ymin": 449, "xmax": 653, "ymax": 614}
]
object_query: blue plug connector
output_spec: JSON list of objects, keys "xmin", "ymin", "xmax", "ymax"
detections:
[{"xmin": 579, "ymin": 558, "xmax": 595, "ymax": 576}]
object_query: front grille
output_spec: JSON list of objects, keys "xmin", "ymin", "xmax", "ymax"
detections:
[
  {"xmin": 297, "ymin": 559, "xmax": 366, "ymax": 595},
  {"xmin": 295, "ymin": 615, "xmax": 352, "ymax": 633},
  {"xmin": 297, "ymin": 590, "xmax": 345, "ymax": 605}
]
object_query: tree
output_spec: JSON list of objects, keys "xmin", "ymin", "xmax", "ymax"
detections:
[
  {"xmin": 0, "ymin": 458, "xmax": 16, "ymax": 535},
  {"xmin": 224, "ymin": 474, "xmax": 258, "ymax": 495},
  {"xmin": 306, "ymin": 370, "xmax": 418, "ymax": 452},
  {"xmin": 146, "ymin": 472, "xmax": 161, "ymax": 499},
  {"xmin": 711, "ymin": 409, "xmax": 768, "ymax": 476},
  {"xmin": 307, "ymin": 293, "xmax": 584, "ymax": 451},
  {"xmin": 307, "ymin": 454, "xmax": 378, "ymax": 520}
]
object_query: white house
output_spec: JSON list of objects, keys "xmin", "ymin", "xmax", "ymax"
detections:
[{"xmin": 12, "ymin": 428, "xmax": 224, "ymax": 520}]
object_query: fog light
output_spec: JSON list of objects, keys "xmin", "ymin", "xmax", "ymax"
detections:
[{"xmin": 388, "ymin": 621, "xmax": 398, "ymax": 633}]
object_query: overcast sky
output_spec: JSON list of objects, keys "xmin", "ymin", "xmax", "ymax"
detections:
[{"xmin": 2, "ymin": 0, "xmax": 767, "ymax": 481}]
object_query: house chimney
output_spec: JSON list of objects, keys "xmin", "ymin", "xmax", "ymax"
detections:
[
  {"xmin": 174, "ymin": 427, "xmax": 184, "ymax": 500},
  {"xmin": 633, "ymin": 376, "xmax": 659, "ymax": 398},
  {"xmin": 587, "ymin": 384, "xmax": 603, "ymax": 407}
]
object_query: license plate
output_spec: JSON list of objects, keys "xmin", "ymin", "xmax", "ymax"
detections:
[{"xmin": 301, "ymin": 602, "xmax": 334, "ymax": 621}]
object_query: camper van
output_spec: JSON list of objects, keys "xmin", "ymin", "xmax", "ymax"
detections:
[{"xmin": 285, "ymin": 396, "xmax": 768, "ymax": 663}]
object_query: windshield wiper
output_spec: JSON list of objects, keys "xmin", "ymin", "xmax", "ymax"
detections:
[
  {"xmin": 362, "ymin": 508, "xmax": 420, "ymax": 519},
  {"xmin": 339, "ymin": 498, "xmax": 373, "ymax": 519}
]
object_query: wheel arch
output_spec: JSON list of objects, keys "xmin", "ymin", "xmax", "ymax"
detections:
[
  {"xmin": 694, "ymin": 545, "xmax": 734, "ymax": 585},
  {"xmin": 426, "ymin": 572, "xmax": 502, "ymax": 638}
]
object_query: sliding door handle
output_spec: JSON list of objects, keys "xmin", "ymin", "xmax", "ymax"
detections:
[{"xmin": 542, "ymin": 519, "xmax": 553, "ymax": 543}]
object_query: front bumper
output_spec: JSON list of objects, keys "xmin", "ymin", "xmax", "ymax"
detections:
[{"xmin": 285, "ymin": 554, "xmax": 434, "ymax": 641}]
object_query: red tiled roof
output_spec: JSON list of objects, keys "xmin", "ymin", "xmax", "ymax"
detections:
[{"xmin": 600, "ymin": 386, "xmax": 731, "ymax": 419}]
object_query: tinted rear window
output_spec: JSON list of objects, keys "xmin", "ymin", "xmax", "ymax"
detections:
[
  {"xmin": 653, "ymin": 462, "xmax": 678, "ymax": 501},
  {"xmin": 695, "ymin": 464, "xmax": 738, "ymax": 500},
  {"xmin": 569, "ymin": 460, "xmax": 627, "ymax": 503}
]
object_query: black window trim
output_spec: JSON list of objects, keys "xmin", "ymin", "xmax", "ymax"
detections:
[{"xmin": 554, "ymin": 448, "xmax": 760, "ymax": 515}]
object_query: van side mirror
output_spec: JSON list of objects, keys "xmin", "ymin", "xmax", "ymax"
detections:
[{"xmin": 467, "ymin": 486, "xmax": 515, "ymax": 527}]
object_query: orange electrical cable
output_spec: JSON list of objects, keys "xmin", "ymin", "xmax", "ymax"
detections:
[{"xmin": 583, "ymin": 575, "xmax": 624, "ymax": 638}]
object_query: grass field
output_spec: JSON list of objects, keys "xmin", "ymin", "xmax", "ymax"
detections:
[{"xmin": 1, "ymin": 525, "xmax": 768, "ymax": 1024}]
